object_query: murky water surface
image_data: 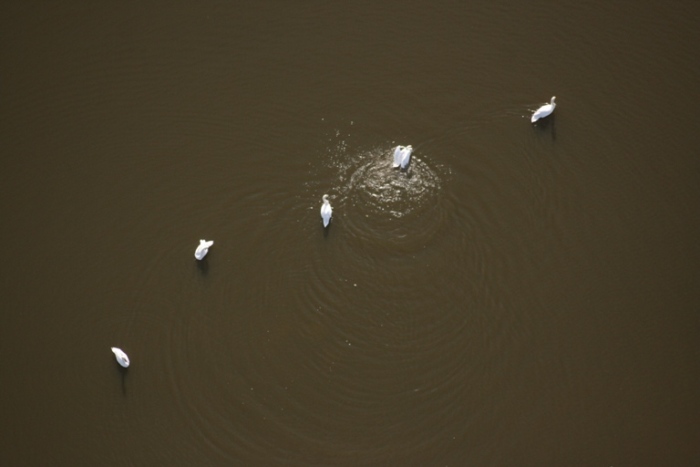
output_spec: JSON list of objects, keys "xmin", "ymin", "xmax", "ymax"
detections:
[{"xmin": 1, "ymin": 1, "xmax": 699, "ymax": 465}]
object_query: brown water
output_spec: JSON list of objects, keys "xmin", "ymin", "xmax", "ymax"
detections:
[{"xmin": 2, "ymin": 1, "xmax": 699, "ymax": 465}]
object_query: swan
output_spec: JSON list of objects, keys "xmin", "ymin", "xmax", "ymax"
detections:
[
  {"xmin": 111, "ymin": 347, "xmax": 130, "ymax": 368},
  {"xmin": 194, "ymin": 239, "xmax": 214, "ymax": 260},
  {"xmin": 392, "ymin": 145, "xmax": 413, "ymax": 169},
  {"xmin": 320, "ymin": 194, "xmax": 332, "ymax": 228},
  {"xmin": 531, "ymin": 96, "xmax": 556, "ymax": 122}
]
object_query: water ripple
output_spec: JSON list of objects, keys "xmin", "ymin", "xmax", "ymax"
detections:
[{"xmin": 332, "ymin": 146, "xmax": 448, "ymax": 251}]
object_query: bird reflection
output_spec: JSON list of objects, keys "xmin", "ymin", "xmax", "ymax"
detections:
[
  {"xmin": 119, "ymin": 366, "xmax": 128, "ymax": 396},
  {"xmin": 196, "ymin": 258, "xmax": 209, "ymax": 275},
  {"xmin": 536, "ymin": 114, "xmax": 556, "ymax": 141}
]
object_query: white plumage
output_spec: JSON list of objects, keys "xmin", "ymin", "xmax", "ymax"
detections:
[
  {"xmin": 194, "ymin": 239, "xmax": 214, "ymax": 260},
  {"xmin": 392, "ymin": 145, "xmax": 413, "ymax": 169},
  {"xmin": 111, "ymin": 347, "xmax": 130, "ymax": 368},
  {"xmin": 531, "ymin": 96, "xmax": 556, "ymax": 122},
  {"xmin": 320, "ymin": 194, "xmax": 332, "ymax": 228}
]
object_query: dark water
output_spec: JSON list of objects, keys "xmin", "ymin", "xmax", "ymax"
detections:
[{"xmin": 2, "ymin": 1, "xmax": 699, "ymax": 465}]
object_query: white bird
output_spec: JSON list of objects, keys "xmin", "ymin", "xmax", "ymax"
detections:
[
  {"xmin": 392, "ymin": 145, "xmax": 413, "ymax": 169},
  {"xmin": 194, "ymin": 239, "xmax": 214, "ymax": 260},
  {"xmin": 531, "ymin": 96, "xmax": 556, "ymax": 122},
  {"xmin": 111, "ymin": 347, "xmax": 130, "ymax": 368},
  {"xmin": 320, "ymin": 194, "xmax": 332, "ymax": 228}
]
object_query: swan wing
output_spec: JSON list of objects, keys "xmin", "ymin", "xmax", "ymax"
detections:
[
  {"xmin": 392, "ymin": 146, "xmax": 404, "ymax": 167},
  {"xmin": 400, "ymin": 146, "xmax": 413, "ymax": 169},
  {"xmin": 111, "ymin": 347, "xmax": 130, "ymax": 367},
  {"xmin": 321, "ymin": 202, "xmax": 332, "ymax": 227},
  {"xmin": 194, "ymin": 240, "xmax": 213, "ymax": 260},
  {"xmin": 531, "ymin": 103, "xmax": 554, "ymax": 122}
]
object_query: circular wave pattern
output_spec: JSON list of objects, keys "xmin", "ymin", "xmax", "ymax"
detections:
[{"xmin": 337, "ymin": 148, "xmax": 448, "ymax": 249}]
